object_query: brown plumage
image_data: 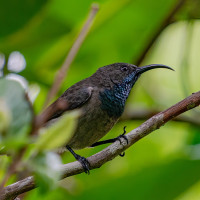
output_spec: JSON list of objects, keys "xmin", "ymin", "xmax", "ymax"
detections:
[{"xmin": 37, "ymin": 63, "xmax": 173, "ymax": 173}]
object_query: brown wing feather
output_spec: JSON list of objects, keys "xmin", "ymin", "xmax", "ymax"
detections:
[{"xmin": 36, "ymin": 86, "xmax": 93, "ymax": 127}]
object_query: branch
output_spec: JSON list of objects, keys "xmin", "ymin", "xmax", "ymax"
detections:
[
  {"xmin": 1, "ymin": 91, "xmax": 200, "ymax": 200},
  {"xmin": 43, "ymin": 3, "xmax": 99, "ymax": 107},
  {"xmin": 134, "ymin": 0, "xmax": 186, "ymax": 66},
  {"xmin": 121, "ymin": 108, "xmax": 200, "ymax": 127}
]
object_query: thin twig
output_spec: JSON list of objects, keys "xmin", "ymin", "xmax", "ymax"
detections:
[
  {"xmin": 1, "ymin": 91, "xmax": 200, "ymax": 200},
  {"xmin": 0, "ymin": 148, "xmax": 26, "ymax": 193},
  {"xmin": 134, "ymin": 0, "xmax": 186, "ymax": 66},
  {"xmin": 43, "ymin": 3, "xmax": 99, "ymax": 108}
]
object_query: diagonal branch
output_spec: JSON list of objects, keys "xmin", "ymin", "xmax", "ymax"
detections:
[
  {"xmin": 134, "ymin": 0, "xmax": 186, "ymax": 66},
  {"xmin": 121, "ymin": 108, "xmax": 200, "ymax": 127},
  {"xmin": 43, "ymin": 3, "xmax": 99, "ymax": 108},
  {"xmin": 1, "ymin": 91, "xmax": 200, "ymax": 200}
]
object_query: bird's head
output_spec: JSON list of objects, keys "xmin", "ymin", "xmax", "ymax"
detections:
[
  {"xmin": 95, "ymin": 63, "xmax": 174, "ymax": 118},
  {"xmin": 96, "ymin": 63, "xmax": 174, "ymax": 88}
]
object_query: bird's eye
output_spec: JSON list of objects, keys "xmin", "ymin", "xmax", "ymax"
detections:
[{"xmin": 120, "ymin": 66, "xmax": 128, "ymax": 72}]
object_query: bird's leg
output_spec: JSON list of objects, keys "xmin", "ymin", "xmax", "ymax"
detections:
[
  {"xmin": 91, "ymin": 126, "xmax": 128, "ymax": 157},
  {"xmin": 66, "ymin": 145, "xmax": 90, "ymax": 174},
  {"xmin": 91, "ymin": 126, "xmax": 128, "ymax": 147}
]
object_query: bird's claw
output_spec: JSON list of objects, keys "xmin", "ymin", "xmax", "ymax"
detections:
[
  {"xmin": 119, "ymin": 152, "xmax": 125, "ymax": 157},
  {"xmin": 76, "ymin": 155, "xmax": 90, "ymax": 174},
  {"xmin": 116, "ymin": 126, "xmax": 128, "ymax": 145},
  {"xmin": 116, "ymin": 126, "xmax": 128, "ymax": 157}
]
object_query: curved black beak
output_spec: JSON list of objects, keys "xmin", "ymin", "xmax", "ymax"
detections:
[{"xmin": 135, "ymin": 64, "xmax": 174, "ymax": 75}]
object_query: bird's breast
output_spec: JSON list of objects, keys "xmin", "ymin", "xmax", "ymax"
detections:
[
  {"xmin": 67, "ymin": 94, "xmax": 118, "ymax": 149},
  {"xmin": 99, "ymin": 85, "xmax": 129, "ymax": 118}
]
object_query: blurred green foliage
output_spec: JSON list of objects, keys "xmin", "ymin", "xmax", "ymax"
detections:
[
  {"xmin": 34, "ymin": 110, "xmax": 80, "ymax": 152},
  {"xmin": 0, "ymin": 0, "xmax": 200, "ymax": 199},
  {"xmin": 0, "ymin": 79, "xmax": 32, "ymax": 151}
]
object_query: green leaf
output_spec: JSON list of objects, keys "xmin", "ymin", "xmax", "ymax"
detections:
[
  {"xmin": 0, "ymin": 78, "xmax": 33, "ymax": 149},
  {"xmin": 30, "ymin": 152, "xmax": 62, "ymax": 193},
  {"xmin": 34, "ymin": 110, "xmax": 80, "ymax": 152},
  {"xmin": 0, "ymin": 99, "xmax": 11, "ymax": 133}
]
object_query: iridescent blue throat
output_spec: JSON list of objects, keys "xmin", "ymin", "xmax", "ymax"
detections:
[{"xmin": 99, "ymin": 72, "xmax": 139, "ymax": 118}]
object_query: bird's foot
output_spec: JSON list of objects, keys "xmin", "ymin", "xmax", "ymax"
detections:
[
  {"xmin": 66, "ymin": 145, "xmax": 90, "ymax": 174},
  {"xmin": 90, "ymin": 127, "xmax": 128, "ymax": 157},
  {"xmin": 75, "ymin": 154, "xmax": 90, "ymax": 174},
  {"xmin": 116, "ymin": 126, "xmax": 128, "ymax": 145},
  {"xmin": 116, "ymin": 126, "xmax": 128, "ymax": 157}
]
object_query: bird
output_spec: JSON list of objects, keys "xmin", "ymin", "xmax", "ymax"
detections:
[{"xmin": 39, "ymin": 63, "xmax": 173, "ymax": 174}]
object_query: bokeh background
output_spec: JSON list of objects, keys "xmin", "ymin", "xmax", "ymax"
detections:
[{"xmin": 0, "ymin": 0, "xmax": 200, "ymax": 199}]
